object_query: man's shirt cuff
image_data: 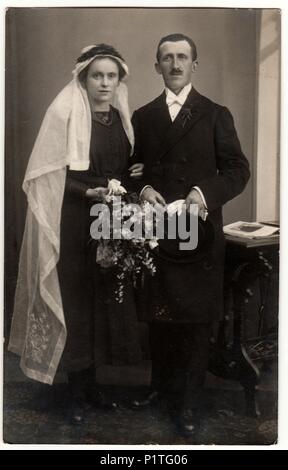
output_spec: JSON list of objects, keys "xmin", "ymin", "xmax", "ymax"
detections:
[
  {"xmin": 192, "ymin": 186, "xmax": 208, "ymax": 209},
  {"xmin": 140, "ymin": 185, "xmax": 153, "ymax": 199}
]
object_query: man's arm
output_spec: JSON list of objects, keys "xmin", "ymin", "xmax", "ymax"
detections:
[
  {"xmin": 132, "ymin": 111, "xmax": 166, "ymax": 206},
  {"xmin": 131, "ymin": 111, "xmax": 144, "ymax": 164},
  {"xmin": 195, "ymin": 106, "xmax": 250, "ymax": 212}
]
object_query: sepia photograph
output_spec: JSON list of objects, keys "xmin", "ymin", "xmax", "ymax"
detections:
[{"xmin": 3, "ymin": 5, "xmax": 281, "ymax": 446}]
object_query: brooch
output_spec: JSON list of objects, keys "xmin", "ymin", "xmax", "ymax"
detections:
[{"xmin": 180, "ymin": 107, "xmax": 198, "ymax": 127}]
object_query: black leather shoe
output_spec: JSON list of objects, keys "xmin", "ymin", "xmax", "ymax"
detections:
[
  {"xmin": 170, "ymin": 407, "xmax": 199, "ymax": 437},
  {"xmin": 131, "ymin": 390, "xmax": 159, "ymax": 410}
]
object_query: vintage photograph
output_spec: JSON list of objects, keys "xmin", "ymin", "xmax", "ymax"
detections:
[{"xmin": 4, "ymin": 7, "xmax": 280, "ymax": 445}]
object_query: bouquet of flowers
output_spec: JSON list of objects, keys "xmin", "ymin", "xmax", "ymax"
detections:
[{"xmin": 90, "ymin": 182, "xmax": 158, "ymax": 303}]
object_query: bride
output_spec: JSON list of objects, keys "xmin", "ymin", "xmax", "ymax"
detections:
[{"xmin": 9, "ymin": 43, "xmax": 144, "ymax": 423}]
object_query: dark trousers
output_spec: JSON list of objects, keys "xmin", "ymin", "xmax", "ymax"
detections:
[{"xmin": 149, "ymin": 322, "xmax": 211, "ymax": 410}]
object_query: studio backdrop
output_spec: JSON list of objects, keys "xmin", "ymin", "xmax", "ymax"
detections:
[{"xmin": 5, "ymin": 7, "xmax": 280, "ymax": 332}]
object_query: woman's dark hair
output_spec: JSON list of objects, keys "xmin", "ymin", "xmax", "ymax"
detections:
[
  {"xmin": 156, "ymin": 33, "xmax": 197, "ymax": 62},
  {"xmin": 77, "ymin": 43, "xmax": 126, "ymax": 83}
]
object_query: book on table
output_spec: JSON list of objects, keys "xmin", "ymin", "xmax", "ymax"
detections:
[{"xmin": 223, "ymin": 221, "xmax": 279, "ymax": 239}]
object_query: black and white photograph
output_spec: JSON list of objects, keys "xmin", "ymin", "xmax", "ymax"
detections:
[{"xmin": 3, "ymin": 5, "xmax": 282, "ymax": 446}]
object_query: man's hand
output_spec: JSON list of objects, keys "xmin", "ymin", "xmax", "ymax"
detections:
[
  {"xmin": 141, "ymin": 187, "xmax": 166, "ymax": 207},
  {"xmin": 85, "ymin": 187, "xmax": 109, "ymax": 201},
  {"xmin": 185, "ymin": 189, "xmax": 208, "ymax": 221},
  {"xmin": 129, "ymin": 163, "xmax": 144, "ymax": 179}
]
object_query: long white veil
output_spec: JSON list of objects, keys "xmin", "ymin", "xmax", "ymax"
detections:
[{"xmin": 8, "ymin": 57, "xmax": 134, "ymax": 384}]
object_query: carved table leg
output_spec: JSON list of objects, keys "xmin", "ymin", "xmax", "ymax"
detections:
[
  {"xmin": 210, "ymin": 243, "xmax": 278, "ymax": 416},
  {"xmin": 232, "ymin": 265, "xmax": 260, "ymax": 417}
]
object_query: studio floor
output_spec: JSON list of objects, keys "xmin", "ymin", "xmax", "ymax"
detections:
[{"xmin": 3, "ymin": 352, "xmax": 277, "ymax": 446}]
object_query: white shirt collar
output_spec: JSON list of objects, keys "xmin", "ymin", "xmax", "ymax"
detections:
[{"xmin": 165, "ymin": 83, "xmax": 192, "ymax": 106}]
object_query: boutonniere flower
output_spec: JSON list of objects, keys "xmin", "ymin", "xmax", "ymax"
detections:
[{"xmin": 180, "ymin": 107, "xmax": 198, "ymax": 127}]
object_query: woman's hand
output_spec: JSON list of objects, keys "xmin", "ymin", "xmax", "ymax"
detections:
[
  {"xmin": 85, "ymin": 187, "xmax": 109, "ymax": 202},
  {"xmin": 129, "ymin": 163, "xmax": 144, "ymax": 179}
]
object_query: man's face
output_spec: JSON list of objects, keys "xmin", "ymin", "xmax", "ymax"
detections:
[
  {"xmin": 85, "ymin": 58, "xmax": 119, "ymax": 107},
  {"xmin": 155, "ymin": 40, "xmax": 197, "ymax": 95}
]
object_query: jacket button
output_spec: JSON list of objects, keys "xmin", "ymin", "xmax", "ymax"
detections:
[
  {"xmin": 180, "ymin": 157, "xmax": 187, "ymax": 163},
  {"xmin": 203, "ymin": 260, "xmax": 213, "ymax": 270},
  {"xmin": 177, "ymin": 177, "xmax": 185, "ymax": 183}
]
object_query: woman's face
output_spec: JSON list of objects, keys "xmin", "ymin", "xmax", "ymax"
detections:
[{"xmin": 85, "ymin": 58, "xmax": 120, "ymax": 107}]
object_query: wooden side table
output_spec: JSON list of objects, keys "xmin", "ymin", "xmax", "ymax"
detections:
[{"xmin": 209, "ymin": 234, "xmax": 279, "ymax": 417}]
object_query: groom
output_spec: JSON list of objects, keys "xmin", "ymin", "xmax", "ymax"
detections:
[{"xmin": 132, "ymin": 33, "xmax": 250, "ymax": 436}]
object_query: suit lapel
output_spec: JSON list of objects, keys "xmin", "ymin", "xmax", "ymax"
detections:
[
  {"xmin": 149, "ymin": 91, "xmax": 172, "ymax": 140},
  {"xmin": 158, "ymin": 87, "xmax": 207, "ymax": 160}
]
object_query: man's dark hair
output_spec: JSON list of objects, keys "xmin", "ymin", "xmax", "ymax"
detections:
[{"xmin": 156, "ymin": 33, "xmax": 197, "ymax": 62}]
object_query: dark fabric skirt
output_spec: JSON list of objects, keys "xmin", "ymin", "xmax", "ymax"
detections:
[{"xmin": 57, "ymin": 193, "xmax": 142, "ymax": 373}]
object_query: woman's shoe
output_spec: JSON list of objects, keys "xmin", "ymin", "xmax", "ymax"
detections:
[
  {"xmin": 67, "ymin": 397, "xmax": 85, "ymax": 425},
  {"xmin": 67, "ymin": 370, "xmax": 88, "ymax": 424},
  {"xmin": 131, "ymin": 390, "xmax": 159, "ymax": 410},
  {"xmin": 86, "ymin": 388, "xmax": 118, "ymax": 410}
]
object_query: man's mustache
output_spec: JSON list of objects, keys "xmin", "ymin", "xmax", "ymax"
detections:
[{"xmin": 170, "ymin": 69, "xmax": 183, "ymax": 75}]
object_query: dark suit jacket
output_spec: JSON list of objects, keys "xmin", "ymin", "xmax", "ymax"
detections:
[{"xmin": 132, "ymin": 87, "xmax": 250, "ymax": 323}]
